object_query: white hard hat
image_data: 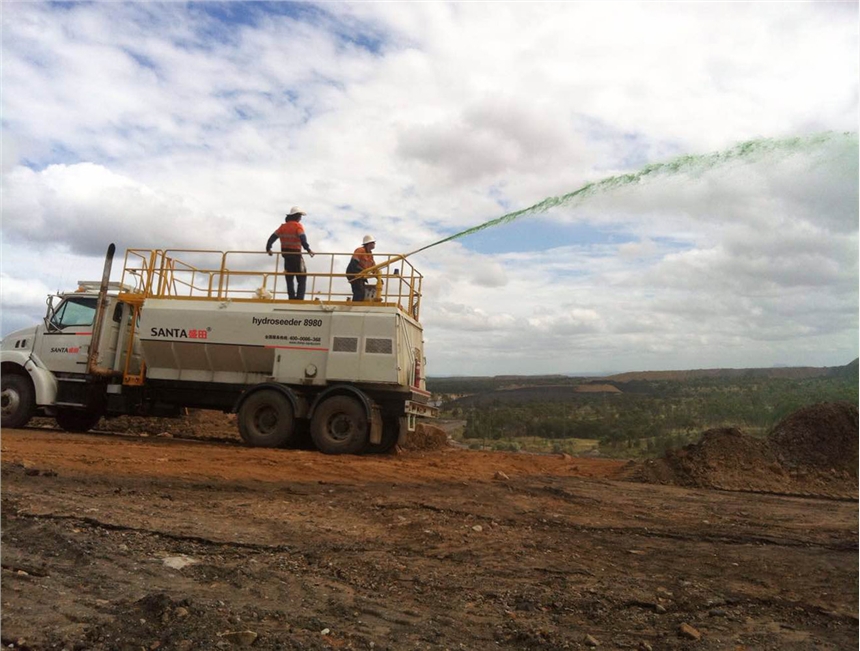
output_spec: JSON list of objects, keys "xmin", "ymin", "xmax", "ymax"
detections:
[
  {"xmin": 362, "ymin": 235, "xmax": 375, "ymax": 245},
  {"xmin": 288, "ymin": 206, "xmax": 306, "ymax": 216}
]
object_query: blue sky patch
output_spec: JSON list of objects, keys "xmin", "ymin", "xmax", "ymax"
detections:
[
  {"xmin": 19, "ymin": 142, "xmax": 83, "ymax": 171},
  {"xmin": 461, "ymin": 216, "xmax": 636, "ymax": 255},
  {"xmin": 190, "ymin": 2, "xmax": 385, "ymax": 55},
  {"xmin": 193, "ymin": 1, "xmax": 311, "ymax": 28}
]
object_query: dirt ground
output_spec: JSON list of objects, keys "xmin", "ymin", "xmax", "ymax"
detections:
[{"xmin": 2, "ymin": 418, "xmax": 858, "ymax": 650}]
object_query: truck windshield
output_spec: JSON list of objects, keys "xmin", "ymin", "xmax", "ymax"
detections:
[{"xmin": 51, "ymin": 297, "xmax": 98, "ymax": 329}]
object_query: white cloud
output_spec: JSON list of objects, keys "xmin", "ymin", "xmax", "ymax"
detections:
[
  {"xmin": 2, "ymin": 163, "xmax": 236, "ymax": 255},
  {"xmin": 1, "ymin": 274, "xmax": 53, "ymax": 337},
  {"xmin": 618, "ymin": 238, "xmax": 659, "ymax": 261},
  {"xmin": 424, "ymin": 302, "xmax": 518, "ymax": 332},
  {"xmin": 1, "ymin": 2, "xmax": 857, "ymax": 374},
  {"xmin": 0, "ymin": 274, "xmax": 52, "ymax": 311}
]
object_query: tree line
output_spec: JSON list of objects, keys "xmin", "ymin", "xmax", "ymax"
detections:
[{"xmin": 435, "ymin": 375, "xmax": 858, "ymax": 456}]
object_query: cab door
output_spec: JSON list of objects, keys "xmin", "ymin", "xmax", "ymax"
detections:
[{"xmin": 35, "ymin": 295, "xmax": 98, "ymax": 375}]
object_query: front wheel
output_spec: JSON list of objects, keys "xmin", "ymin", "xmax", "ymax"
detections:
[
  {"xmin": 1, "ymin": 374, "xmax": 36, "ymax": 429},
  {"xmin": 55, "ymin": 408, "xmax": 102, "ymax": 433},
  {"xmin": 238, "ymin": 389, "xmax": 295, "ymax": 447},
  {"xmin": 311, "ymin": 395, "xmax": 368, "ymax": 455}
]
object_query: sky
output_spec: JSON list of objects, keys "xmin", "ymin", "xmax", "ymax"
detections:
[{"xmin": 1, "ymin": 1, "xmax": 858, "ymax": 376}]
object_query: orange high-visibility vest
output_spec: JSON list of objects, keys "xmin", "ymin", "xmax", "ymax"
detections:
[
  {"xmin": 276, "ymin": 221, "xmax": 305, "ymax": 251},
  {"xmin": 352, "ymin": 246, "xmax": 376, "ymax": 270}
]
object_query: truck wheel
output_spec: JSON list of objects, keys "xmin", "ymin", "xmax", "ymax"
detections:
[
  {"xmin": 367, "ymin": 414, "xmax": 400, "ymax": 454},
  {"xmin": 238, "ymin": 390, "xmax": 295, "ymax": 447},
  {"xmin": 1, "ymin": 374, "xmax": 35, "ymax": 429},
  {"xmin": 311, "ymin": 396, "xmax": 368, "ymax": 455},
  {"xmin": 55, "ymin": 408, "xmax": 102, "ymax": 433}
]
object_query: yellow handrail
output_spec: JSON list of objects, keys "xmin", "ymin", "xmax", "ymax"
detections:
[{"xmin": 118, "ymin": 248, "xmax": 424, "ymax": 318}]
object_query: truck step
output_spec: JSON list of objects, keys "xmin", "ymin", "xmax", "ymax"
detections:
[{"xmin": 53, "ymin": 401, "xmax": 89, "ymax": 408}]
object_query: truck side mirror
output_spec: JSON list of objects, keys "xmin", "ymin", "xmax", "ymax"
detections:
[{"xmin": 44, "ymin": 295, "xmax": 60, "ymax": 332}]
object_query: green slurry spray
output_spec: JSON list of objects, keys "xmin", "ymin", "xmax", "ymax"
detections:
[{"xmin": 405, "ymin": 131, "xmax": 857, "ymax": 257}]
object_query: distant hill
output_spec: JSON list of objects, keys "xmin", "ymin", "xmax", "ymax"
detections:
[
  {"xmin": 604, "ymin": 359, "xmax": 858, "ymax": 382},
  {"xmin": 427, "ymin": 375, "xmax": 586, "ymax": 394},
  {"xmin": 428, "ymin": 360, "xmax": 858, "ymax": 395},
  {"xmin": 829, "ymin": 358, "xmax": 859, "ymax": 378}
]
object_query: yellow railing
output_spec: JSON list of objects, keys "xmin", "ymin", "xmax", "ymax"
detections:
[{"xmin": 118, "ymin": 248, "xmax": 424, "ymax": 320}]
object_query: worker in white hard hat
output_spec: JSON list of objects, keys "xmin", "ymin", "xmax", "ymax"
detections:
[
  {"xmin": 345, "ymin": 235, "xmax": 376, "ymax": 302},
  {"xmin": 266, "ymin": 206, "xmax": 315, "ymax": 300}
]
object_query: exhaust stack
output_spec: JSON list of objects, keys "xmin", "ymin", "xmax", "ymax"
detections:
[{"xmin": 87, "ymin": 243, "xmax": 121, "ymax": 377}]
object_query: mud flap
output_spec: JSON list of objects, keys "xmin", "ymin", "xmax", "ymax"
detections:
[
  {"xmin": 369, "ymin": 405, "xmax": 383, "ymax": 445},
  {"xmin": 397, "ymin": 416, "xmax": 408, "ymax": 447}
]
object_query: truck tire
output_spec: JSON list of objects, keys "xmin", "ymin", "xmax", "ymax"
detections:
[
  {"xmin": 238, "ymin": 389, "xmax": 295, "ymax": 447},
  {"xmin": 1, "ymin": 373, "xmax": 35, "ymax": 429},
  {"xmin": 55, "ymin": 408, "xmax": 102, "ymax": 433},
  {"xmin": 311, "ymin": 395, "xmax": 368, "ymax": 455}
]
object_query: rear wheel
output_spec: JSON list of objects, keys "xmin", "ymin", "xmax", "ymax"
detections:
[
  {"xmin": 55, "ymin": 408, "xmax": 102, "ymax": 433},
  {"xmin": 1, "ymin": 374, "xmax": 35, "ymax": 429},
  {"xmin": 238, "ymin": 389, "xmax": 295, "ymax": 447},
  {"xmin": 311, "ymin": 395, "xmax": 368, "ymax": 455}
]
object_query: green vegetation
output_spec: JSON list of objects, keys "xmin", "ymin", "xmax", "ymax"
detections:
[{"xmin": 429, "ymin": 363, "xmax": 858, "ymax": 458}]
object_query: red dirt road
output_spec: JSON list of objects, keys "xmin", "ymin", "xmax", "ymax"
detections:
[
  {"xmin": 2, "ymin": 427, "xmax": 857, "ymax": 651},
  {"xmin": 0, "ymin": 428, "xmax": 626, "ymax": 485}
]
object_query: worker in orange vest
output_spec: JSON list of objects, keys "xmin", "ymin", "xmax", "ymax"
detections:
[
  {"xmin": 266, "ymin": 207, "xmax": 315, "ymax": 300},
  {"xmin": 346, "ymin": 235, "xmax": 376, "ymax": 302}
]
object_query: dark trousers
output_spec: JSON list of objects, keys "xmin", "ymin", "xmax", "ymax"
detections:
[
  {"xmin": 350, "ymin": 278, "xmax": 366, "ymax": 302},
  {"xmin": 281, "ymin": 251, "xmax": 306, "ymax": 300}
]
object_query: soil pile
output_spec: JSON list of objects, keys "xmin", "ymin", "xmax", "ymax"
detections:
[
  {"xmin": 32, "ymin": 410, "xmax": 242, "ymax": 442},
  {"xmin": 627, "ymin": 402, "xmax": 858, "ymax": 499},
  {"xmin": 107, "ymin": 410, "xmax": 241, "ymax": 442},
  {"xmin": 644, "ymin": 427, "xmax": 783, "ymax": 490},
  {"xmin": 401, "ymin": 422, "xmax": 450, "ymax": 451},
  {"xmin": 770, "ymin": 401, "xmax": 858, "ymax": 474}
]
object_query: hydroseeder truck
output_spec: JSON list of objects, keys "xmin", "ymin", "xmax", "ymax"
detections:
[{"xmin": 1, "ymin": 245, "xmax": 436, "ymax": 454}]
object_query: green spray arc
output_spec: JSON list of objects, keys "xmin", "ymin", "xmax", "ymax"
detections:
[{"xmin": 360, "ymin": 130, "xmax": 856, "ymax": 276}]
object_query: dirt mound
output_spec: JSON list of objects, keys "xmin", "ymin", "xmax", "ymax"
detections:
[
  {"xmin": 31, "ymin": 410, "xmax": 241, "ymax": 441},
  {"xmin": 401, "ymin": 422, "xmax": 450, "ymax": 451},
  {"xmin": 105, "ymin": 410, "xmax": 242, "ymax": 441},
  {"xmin": 769, "ymin": 401, "xmax": 858, "ymax": 474},
  {"xmin": 626, "ymin": 403, "xmax": 858, "ymax": 499},
  {"xmin": 630, "ymin": 427, "xmax": 785, "ymax": 491}
]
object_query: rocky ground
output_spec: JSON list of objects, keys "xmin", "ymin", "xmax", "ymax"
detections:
[{"xmin": 2, "ymin": 406, "xmax": 857, "ymax": 650}]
